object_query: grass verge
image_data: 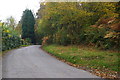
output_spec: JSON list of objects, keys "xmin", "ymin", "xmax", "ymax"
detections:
[{"xmin": 42, "ymin": 44, "xmax": 119, "ymax": 79}]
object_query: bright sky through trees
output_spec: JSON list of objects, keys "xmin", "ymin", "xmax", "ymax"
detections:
[
  {"xmin": 0, "ymin": 0, "xmax": 119, "ymax": 22},
  {"xmin": 0, "ymin": 0, "xmax": 40, "ymax": 22}
]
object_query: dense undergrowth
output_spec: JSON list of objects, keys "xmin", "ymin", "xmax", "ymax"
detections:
[
  {"xmin": 1, "ymin": 23, "xmax": 30, "ymax": 51},
  {"xmin": 35, "ymin": 2, "xmax": 120, "ymax": 51}
]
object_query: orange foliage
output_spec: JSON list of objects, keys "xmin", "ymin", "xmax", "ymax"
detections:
[
  {"xmin": 98, "ymin": 17, "xmax": 115, "ymax": 25},
  {"xmin": 90, "ymin": 25, "xmax": 97, "ymax": 28},
  {"xmin": 110, "ymin": 22, "xmax": 120, "ymax": 31},
  {"xmin": 42, "ymin": 36, "xmax": 49, "ymax": 46}
]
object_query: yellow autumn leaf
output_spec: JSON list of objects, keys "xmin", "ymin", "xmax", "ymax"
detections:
[
  {"xmin": 5, "ymin": 30, "xmax": 10, "ymax": 33},
  {"xmin": 0, "ymin": 22, "xmax": 2, "ymax": 26}
]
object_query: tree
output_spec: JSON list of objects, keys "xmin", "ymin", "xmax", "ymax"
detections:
[
  {"xmin": 6, "ymin": 16, "xmax": 16, "ymax": 30},
  {"xmin": 116, "ymin": 1, "xmax": 120, "ymax": 18},
  {"xmin": 15, "ymin": 21, "xmax": 22, "ymax": 36},
  {"xmin": 36, "ymin": 2, "xmax": 93, "ymax": 44},
  {"xmin": 21, "ymin": 9, "xmax": 36, "ymax": 44},
  {"xmin": 35, "ymin": 2, "xmax": 119, "ymax": 48}
]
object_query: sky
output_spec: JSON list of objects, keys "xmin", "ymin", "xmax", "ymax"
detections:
[
  {"xmin": 0, "ymin": 0, "xmax": 41, "ymax": 22},
  {"xmin": 0, "ymin": 0, "xmax": 119, "ymax": 23}
]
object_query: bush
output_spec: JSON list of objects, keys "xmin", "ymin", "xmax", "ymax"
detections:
[
  {"xmin": 104, "ymin": 31, "xmax": 120, "ymax": 50},
  {"xmin": 84, "ymin": 26, "xmax": 120, "ymax": 50},
  {"xmin": 42, "ymin": 35, "xmax": 53, "ymax": 46},
  {"xmin": 2, "ymin": 25, "xmax": 30, "ymax": 51},
  {"xmin": 53, "ymin": 29, "xmax": 71, "ymax": 46}
]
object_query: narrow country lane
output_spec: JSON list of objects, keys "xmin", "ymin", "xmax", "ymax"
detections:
[{"xmin": 2, "ymin": 45, "xmax": 100, "ymax": 78}]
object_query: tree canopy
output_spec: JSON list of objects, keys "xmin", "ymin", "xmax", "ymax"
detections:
[
  {"xmin": 35, "ymin": 2, "xmax": 119, "ymax": 50},
  {"xmin": 21, "ymin": 9, "xmax": 36, "ymax": 44}
]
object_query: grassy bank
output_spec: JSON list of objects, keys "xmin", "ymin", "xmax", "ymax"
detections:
[{"xmin": 42, "ymin": 44, "xmax": 119, "ymax": 78}]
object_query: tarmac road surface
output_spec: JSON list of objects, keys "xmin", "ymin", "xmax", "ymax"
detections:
[{"xmin": 2, "ymin": 45, "xmax": 100, "ymax": 78}]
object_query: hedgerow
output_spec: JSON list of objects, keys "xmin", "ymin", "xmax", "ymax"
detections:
[{"xmin": 2, "ymin": 25, "xmax": 29, "ymax": 51}]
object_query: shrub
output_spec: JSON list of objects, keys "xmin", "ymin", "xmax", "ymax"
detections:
[
  {"xmin": 53, "ymin": 29, "xmax": 71, "ymax": 46},
  {"xmin": 42, "ymin": 35, "xmax": 53, "ymax": 46},
  {"xmin": 2, "ymin": 25, "xmax": 30, "ymax": 51},
  {"xmin": 84, "ymin": 24, "xmax": 120, "ymax": 50}
]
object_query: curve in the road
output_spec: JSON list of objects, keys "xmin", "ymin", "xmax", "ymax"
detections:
[{"xmin": 2, "ymin": 45, "xmax": 100, "ymax": 78}]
